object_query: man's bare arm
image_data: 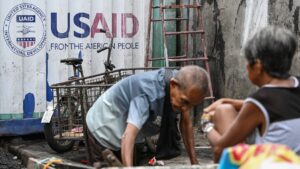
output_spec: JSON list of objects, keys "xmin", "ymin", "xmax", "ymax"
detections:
[
  {"xmin": 121, "ymin": 123, "xmax": 139, "ymax": 166},
  {"xmin": 180, "ymin": 110, "xmax": 198, "ymax": 164}
]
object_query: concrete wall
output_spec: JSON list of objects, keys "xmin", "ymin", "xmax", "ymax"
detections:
[
  {"xmin": 269, "ymin": 0, "xmax": 300, "ymax": 77},
  {"xmin": 202, "ymin": 0, "xmax": 300, "ymax": 99}
]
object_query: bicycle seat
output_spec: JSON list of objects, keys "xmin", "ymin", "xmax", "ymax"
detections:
[{"xmin": 60, "ymin": 58, "xmax": 83, "ymax": 65}]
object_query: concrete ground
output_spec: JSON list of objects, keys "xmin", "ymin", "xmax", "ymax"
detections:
[
  {"xmin": 158, "ymin": 128, "xmax": 214, "ymax": 166},
  {"xmin": 0, "ymin": 147, "xmax": 26, "ymax": 169},
  {"xmin": 1, "ymin": 128, "xmax": 214, "ymax": 168}
]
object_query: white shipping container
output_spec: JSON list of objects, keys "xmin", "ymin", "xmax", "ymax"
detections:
[{"xmin": 0, "ymin": 0, "xmax": 148, "ymax": 121}]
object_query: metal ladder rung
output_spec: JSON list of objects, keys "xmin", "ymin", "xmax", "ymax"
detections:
[
  {"xmin": 163, "ymin": 4, "xmax": 201, "ymax": 9},
  {"xmin": 152, "ymin": 5, "xmax": 201, "ymax": 9},
  {"xmin": 151, "ymin": 6, "xmax": 160, "ymax": 8},
  {"xmin": 151, "ymin": 18, "xmax": 189, "ymax": 22},
  {"xmin": 165, "ymin": 30, "xmax": 204, "ymax": 35},
  {"xmin": 168, "ymin": 57, "xmax": 208, "ymax": 62},
  {"xmin": 147, "ymin": 55, "xmax": 187, "ymax": 61}
]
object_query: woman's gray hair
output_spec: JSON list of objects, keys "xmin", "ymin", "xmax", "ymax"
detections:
[{"xmin": 242, "ymin": 26, "xmax": 297, "ymax": 79}]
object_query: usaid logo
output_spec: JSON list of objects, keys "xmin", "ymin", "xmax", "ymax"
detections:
[
  {"xmin": 3, "ymin": 3, "xmax": 46, "ymax": 57},
  {"xmin": 17, "ymin": 15, "xmax": 36, "ymax": 22}
]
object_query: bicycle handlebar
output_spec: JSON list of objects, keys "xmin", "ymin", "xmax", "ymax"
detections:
[
  {"xmin": 97, "ymin": 47, "xmax": 110, "ymax": 53},
  {"xmin": 96, "ymin": 37, "xmax": 115, "ymax": 72}
]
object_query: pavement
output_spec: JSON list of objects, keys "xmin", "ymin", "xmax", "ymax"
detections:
[{"xmin": 2, "ymin": 128, "xmax": 216, "ymax": 169}]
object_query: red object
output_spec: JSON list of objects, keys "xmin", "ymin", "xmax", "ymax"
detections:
[
  {"xmin": 148, "ymin": 156, "xmax": 156, "ymax": 166},
  {"xmin": 80, "ymin": 159, "xmax": 88, "ymax": 164}
]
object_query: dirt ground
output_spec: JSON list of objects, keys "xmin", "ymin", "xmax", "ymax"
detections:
[
  {"xmin": 0, "ymin": 127, "xmax": 213, "ymax": 168},
  {"xmin": 59, "ymin": 127, "xmax": 214, "ymax": 166},
  {"xmin": 46, "ymin": 127, "xmax": 213, "ymax": 166},
  {"xmin": 0, "ymin": 135, "xmax": 40, "ymax": 169},
  {"xmin": 156, "ymin": 128, "xmax": 214, "ymax": 166},
  {"xmin": 0, "ymin": 147, "xmax": 26, "ymax": 169}
]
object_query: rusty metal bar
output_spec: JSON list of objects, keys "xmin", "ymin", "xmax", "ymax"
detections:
[
  {"xmin": 152, "ymin": 4, "xmax": 201, "ymax": 9},
  {"xmin": 148, "ymin": 55, "xmax": 186, "ymax": 61},
  {"xmin": 165, "ymin": 30, "xmax": 204, "ymax": 35},
  {"xmin": 184, "ymin": 0, "xmax": 190, "ymax": 66},
  {"xmin": 145, "ymin": 0, "xmax": 153, "ymax": 67},
  {"xmin": 151, "ymin": 17, "xmax": 188, "ymax": 22},
  {"xmin": 168, "ymin": 57, "xmax": 208, "ymax": 62}
]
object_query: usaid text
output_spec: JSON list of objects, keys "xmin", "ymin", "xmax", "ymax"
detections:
[{"xmin": 51, "ymin": 12, "xmax": 139, "ymax": 38}]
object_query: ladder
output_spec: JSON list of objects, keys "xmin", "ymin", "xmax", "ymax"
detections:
[{"xmin": 145, "ymin": 0, "xmax": 214, "ymax": 99}]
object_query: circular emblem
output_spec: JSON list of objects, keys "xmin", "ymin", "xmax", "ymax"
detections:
[{"xmin": 3, "ymin": 3, "xmax": 46, "ymax": 57}]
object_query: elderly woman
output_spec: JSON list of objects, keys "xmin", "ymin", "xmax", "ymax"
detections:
[{"xmin": 202, "ymin": 26, "xmax": 300, "ymax": 162}]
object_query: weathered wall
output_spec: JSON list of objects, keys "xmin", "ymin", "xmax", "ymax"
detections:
[
  {"xmin": 202, "ymin": 0, "xmax": 300, "ymax": 99},
  {"xmin": 202, "ymin": 0, "xmax": 252, "ymax": 99},
  {"xmin": 269, "ymin": 0, "xmax": 300, "ymax": 76}
]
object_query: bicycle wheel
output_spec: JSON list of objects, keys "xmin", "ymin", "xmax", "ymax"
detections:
[{"xmin": 44, "ymin": 98, "xmax": 81, "ymax": 153}]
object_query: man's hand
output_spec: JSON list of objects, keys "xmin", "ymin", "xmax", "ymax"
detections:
[
  {"xmin": 121, "ymin": 123, "xmax": 139, "ymax": 166},
  {"xmin": 203, "ymin": 99, "xmax": 224, "ymax": 115}
]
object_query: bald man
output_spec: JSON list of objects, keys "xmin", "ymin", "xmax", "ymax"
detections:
[{"xmin": 86, "ymin": 65, "xmax": 209, "ymax": 166}]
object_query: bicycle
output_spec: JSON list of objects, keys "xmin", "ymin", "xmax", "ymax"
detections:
[
  {"xmin": 43, "ymin": 57, "xmax": 87, "ymax": 153},
  {"xmin": 43, "ymin": 29, "xmax": 115, "ymax": 153}
]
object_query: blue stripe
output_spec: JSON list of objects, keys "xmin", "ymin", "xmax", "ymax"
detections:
[{"xmin": 0, "ymin": 118, "xmax": 43, "ymax": 136}]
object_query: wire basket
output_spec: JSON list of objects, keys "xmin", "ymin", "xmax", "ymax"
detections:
[{"xmin": 49, "ymin": 67, "xmax": 159, "ymax": 141}]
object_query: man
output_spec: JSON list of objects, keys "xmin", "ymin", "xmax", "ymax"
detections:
[{"xmin": 86, "ymin": 65, "xmax": 209, "ymax": 166}]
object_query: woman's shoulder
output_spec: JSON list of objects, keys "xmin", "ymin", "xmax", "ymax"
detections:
[{"xmin": 249, "ymin": 87, "xmax": 271, "ymax": 100}]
